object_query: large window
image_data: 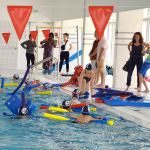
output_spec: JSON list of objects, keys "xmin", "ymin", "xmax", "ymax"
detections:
[
  {"xmin": 142, "ymin": 8, "xmax": 150, "ymax": 75},
  {"xmin": 104, "ymin": 13, "xmax": 116, "ymax": 66}
]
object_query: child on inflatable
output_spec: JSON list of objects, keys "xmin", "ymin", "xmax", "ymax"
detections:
[
  {"xmin": 135, "ymin": 45, "xmax": 150, "ymax": 93},
  {"xmin": 68, "ymin": 106, "xmax": 103, "ymax": 123},
  {"xmin": 79, "ymin": 63, "xmax": 95, "ymax": 96}
]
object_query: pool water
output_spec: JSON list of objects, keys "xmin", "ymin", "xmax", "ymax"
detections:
[{"xmin": 0, "ymin": 78, "xmax": 150, "ymax": 150}]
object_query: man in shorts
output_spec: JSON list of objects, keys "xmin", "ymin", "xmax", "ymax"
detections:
[
  {"xmin": 89, "ymin": 30, "xmax": 100, "ymax": 85},
  {"xmin": 97, "ymin": 34, "xmax": 109, "ymax": 87}
]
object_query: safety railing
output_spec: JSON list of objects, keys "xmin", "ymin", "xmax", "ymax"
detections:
[{"xmin": 29, "ymin": 56, "xmax": 59, "ymax": 80}]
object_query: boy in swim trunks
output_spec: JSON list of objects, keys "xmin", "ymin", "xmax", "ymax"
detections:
[
  {"xmin": 79, "ymin": 63, "xmax": 95, "ymax": 96},
  {"xmin": 135, "ymin": 45, "xmax": 150, "ymax": 93},
  {"xmin": 68, "ymin": 106, "xmax": 103, "ymax": 123}
]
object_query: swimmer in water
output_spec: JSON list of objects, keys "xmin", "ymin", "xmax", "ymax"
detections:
[
  {"xmin": 79, "ymin": 63, "xmax": 95, "ymax": 96},
  {"xmin": 71, "ymin": 89, "xmax": 80, "ymax": 105},
  {"xmin": 12, "ymin": 74, "xmax": 19, "ymax": 81},
  {"xmin": 68, "ymin": 106, "xmax": 103, "ymax": 123},
  {"xmin": 60, "ymin": 100, "xmax": 72, "ymax": 112}
]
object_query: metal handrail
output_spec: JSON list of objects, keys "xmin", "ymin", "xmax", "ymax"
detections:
[{"xmin": 29, "ymin": 56, "xmax": 59, "ymax": 80}]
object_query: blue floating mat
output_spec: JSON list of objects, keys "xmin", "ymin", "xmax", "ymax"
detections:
[
  {"xmin": 4, "ymin": 94, "xmax": 22, "ymax": 114},
  {"xmin": 100, "ymin": 97, "xmax": 150, "ymax": 107}
]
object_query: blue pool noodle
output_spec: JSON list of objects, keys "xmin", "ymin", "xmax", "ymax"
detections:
[
  {"xmin": 1, "ymin": 77, "xmax": 4, "ymax": 89},
  {"xmin": 21, "ymin": 92, "xmax": 25, "ymax": 106},
  {"xmin": 11, "ymin": 65, "xmax": 31, "ymax": 95}
]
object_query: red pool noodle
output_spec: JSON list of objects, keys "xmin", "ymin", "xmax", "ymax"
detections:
[
  {"xmin": 71, "ymin": 103, "xmax": 87, "ymax": 109},
  {"xmin": 40, "ymin": 106, "xmax": 49, "ymax": 109}
]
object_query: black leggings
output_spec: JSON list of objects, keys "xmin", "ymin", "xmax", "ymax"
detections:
[
  {"xmin": 26, "ymin": 53, "xmax": 35, "ymax": 68},
  {"xmin": 126, "ymin": 58, "xmax": 143, "ymax": 87},
  {"xmin": 59, "ymin": 51, "xmax": 69, "ymax": 72}
]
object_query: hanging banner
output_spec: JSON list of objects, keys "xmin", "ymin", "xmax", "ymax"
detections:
[
  {"xmin": 2, "ymin": 33, "xmax": 10, "ymax": 44},
  {"xmin": 30, "ymin": 31, "xmax": 38, "ymax": 42},
  {"xmin": 42, "ymin": 29, "xmax": 50, "ymax": 41},
  {"xmin": 89, "ymin": 6, "xmax": 114, "ymax": 40},
  {"xmin": 7, "ymin": 6, "xmax": 33, "ymax": 41}
]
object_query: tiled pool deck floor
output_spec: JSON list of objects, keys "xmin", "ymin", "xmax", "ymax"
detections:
[{"xmin": 1, "ymin": 69, "xmax": 150, "ymax": 129}]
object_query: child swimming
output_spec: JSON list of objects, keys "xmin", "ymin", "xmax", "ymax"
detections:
[
  {"xmin": 68, "ymin": 106, "xmax": 103, "ymax": 123},
  {"xmin": 135, "ymin": 45, "xmax": 150, "ymax": 93},
  {"xmin": 12, "ymin": 74, "xmax": 19, "ymax": 81},
  {"xmin": 60, "ymin": 100, "xmax": 72, "ymax": 112}
]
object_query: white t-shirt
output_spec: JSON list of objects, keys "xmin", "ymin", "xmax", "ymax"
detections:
[
  {"xmin": 97, "ymin": 36, "xmax": 109, "ymax": 61},
  {"xmin": 61, "ymin": 40, "xmax": 71, "ymax": 52}
]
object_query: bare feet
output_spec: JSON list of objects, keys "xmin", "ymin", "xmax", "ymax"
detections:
[
  {"xmin": 141, "ymin": 90, "xmax": 150, "ymax": 93},
  {"xmin": 125, "ymin": 87, "xmax": 129, "ymax": 92},
  {"xmin": 94, "ymin": 82, "xmax": 99, "ymax": 85},
  {"xmin": 134, "ymin": 87, "xmax": 142, "ymax": 92},
  {"xmin": 96, "ymin": 84, "xmax": 105, "ymax": 88}
]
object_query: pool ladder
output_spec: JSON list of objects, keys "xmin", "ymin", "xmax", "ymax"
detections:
[{"xmin": 29, "ymin": 56, "xmax": 59, "ymax": 80}]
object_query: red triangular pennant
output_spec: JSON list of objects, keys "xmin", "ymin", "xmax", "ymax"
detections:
[
  {"xmin": 7, "ymin": 6, "xmax": 33, "ymax": 41},
  {"xmin": 2, "ymin": 33, "xmax": 10, "ymax": 44},
  {"xmin": 89, "ymin": 6, "xmax": 114, "ymax": 40},
  {"xmin": 42, "ymin": 30, "xmax": 50, "ymax": 41},
  {"xmin": 30, "ymin": 31, "xmax": 38, "ymax": 42}
]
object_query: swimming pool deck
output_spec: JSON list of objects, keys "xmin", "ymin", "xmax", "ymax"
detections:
[{"xmin": 1, "ymin": 69, "xmax": 150, "ymax": 129}]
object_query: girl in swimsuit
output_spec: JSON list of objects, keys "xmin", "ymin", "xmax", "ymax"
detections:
[{"xmin": 79, "ymin": 63, "xmax": 95, "ymax": 96}]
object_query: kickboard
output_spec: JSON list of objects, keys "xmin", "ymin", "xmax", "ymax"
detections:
[{"xmin": 4, "ymin": 94, "xmax": 22, "ymax": 114}]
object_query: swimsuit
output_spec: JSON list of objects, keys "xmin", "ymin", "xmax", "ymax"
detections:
[{"xmin": 83, "ymin": 70, "xmax": 91, "ymax": 83}]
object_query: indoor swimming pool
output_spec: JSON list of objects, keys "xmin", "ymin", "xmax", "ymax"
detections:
[{"xmin": 0, "ymin": 78, "xmax": 150, "ymax": 150}]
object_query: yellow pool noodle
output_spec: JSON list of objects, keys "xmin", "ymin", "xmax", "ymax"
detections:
[
  {"xmin": 90, "ymin": 107, "xmax": 97, "ymax": 111},
  {"xmin": 57, "ymin": 106, "xmax": 73, "ymax": 112},
  {"xmin": 37, "ymin": 91, "xmax": 52, "ymax": 95},
  {"xmin": 43, "ymin": 113, "xmax": 70, "ymax": 120},
  {"xmin": 107, "ymin": 120, "xmax": 114, "ymax": 125},
  {"xmin": 49, "ymin": 107, "xmax": 69, "ymax": 113},
  {"xmin": 0, "ymin": 83, "xmax": 18, "ymax": 87}
]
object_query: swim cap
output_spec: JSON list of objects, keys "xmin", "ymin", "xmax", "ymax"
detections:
[
  {"xmin": 43, "ymin": 83, "xmax": 50, "ymax": 89},
  {"xmin": 81, "ymin": 106, "xmax": 90, "ymax": 115},
  {"xmin": 62, "ymin": 100, "xmax": 71, "ymax": 108},
  {"xmin": 85, "ymin": 63, "xmax": 92, "ymax": 70},
  {"xmin": 72, "ymin": 89, "xmax": 80, "ymax": 99},
  {"xmin": 18, "ymin": 106, "xmax": 29, "ymax": 116},
  {"xmin": 13, "ymin": 74, "xmax": 19, "ymax": 80},
  {"xmin": 28, "ymin": 78, "xmax": 34, "ymax": 83}
]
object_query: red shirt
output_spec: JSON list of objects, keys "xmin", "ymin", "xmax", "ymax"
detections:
[{"xmin": 89, "ymin": 39, "xmax": 99, "ymax": 60}]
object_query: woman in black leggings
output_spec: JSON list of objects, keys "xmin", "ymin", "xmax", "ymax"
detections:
[
  {"xmin": 21, "ymin": 34, "xmax": 36, "ymax": 68},
  {"xmin": 125, "ymin": 32, "xmax": 149, "ymax": 91},
  {"xmin": 57, "ymin": 33, "xmax": 73, "ymax": 74}
]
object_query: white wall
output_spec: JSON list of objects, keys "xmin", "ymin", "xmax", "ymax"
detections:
[
  {"xmin": 0, "ymin": 21, "xmax": 18, "ymax": 70},
  {"xmin": 0, "ymin": 0, "xmax": 53, "ymax": 22},
  {"xmin": 113, "ymin": 9, "xmax": 143, "ymax": 89}
]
